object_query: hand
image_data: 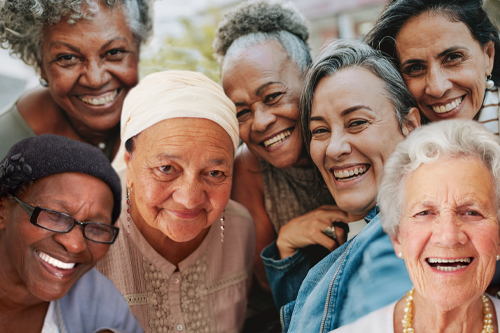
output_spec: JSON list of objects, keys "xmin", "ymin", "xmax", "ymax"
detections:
[{"xmin": 276, "ymin": 205, "xmax": 349, "ymax": 259}]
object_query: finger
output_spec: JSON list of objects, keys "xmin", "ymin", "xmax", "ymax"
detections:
[
  {"xmin": 315, "ymin": 232, "xmax": 339, "ymax": 252},
  {"xmin": 333, "ymin": 226, "xmax": 347, "ymax": 244}
]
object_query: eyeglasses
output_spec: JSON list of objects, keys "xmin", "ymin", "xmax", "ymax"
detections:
[{"xmin": 12, "ymin": 196, "xmax": 119, "ymax": 244}]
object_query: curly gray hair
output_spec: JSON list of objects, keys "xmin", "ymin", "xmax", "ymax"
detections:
[
  {"xmin": 0, "ymin": 0, "xmax": 153, "ymax": 71},
  {"xmin": 213, "ymin": 0, "xmax": 311, "ymax": 73},
  {"xmin": 378, "ymin": 119, "xmax": 500, "ymax": 237}
]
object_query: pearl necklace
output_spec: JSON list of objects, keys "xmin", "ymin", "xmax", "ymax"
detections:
[{"xmin": 402, "ymin": 288, "xmax": 494, "ymax": 333}]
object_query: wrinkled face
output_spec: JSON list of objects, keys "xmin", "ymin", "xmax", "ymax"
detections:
[
  {"xmin": 222, "ymin": 41, "xmax": 305, "ymax": 168},
  {"xmin": 125, "ymin": 118, "xmax": 233, "ymax": 243},
  {"xmin": 309, "ymin": 68, "xmax": 417, "ymax": 219},
  {"xmin": 393, "ymin": 157, "xmax": 500, "ymax": 309},
  {"xmin": 40, "ymin": 2, "xmax": 139, "ymax": 132},
  {"xmin": 0, "ymin": 173, "xmax": 113, "ymax": 301},
  {"xmin": 395, "ymin": 12, "xmax": 495, "ymax": 122}
]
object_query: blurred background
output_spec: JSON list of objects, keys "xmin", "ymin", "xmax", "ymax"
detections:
[{"xmin": 1, "ymin": 0, "xmax": 499, "ymax": 107}]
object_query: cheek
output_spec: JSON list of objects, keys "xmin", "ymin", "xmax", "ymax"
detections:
[
  {"xmin": 309, "ymin": 141, "xmax": 326, "ymax": 170},
  {"xmin": 112, "ymin": 60, "xmax": 139, "ymax": 89}
]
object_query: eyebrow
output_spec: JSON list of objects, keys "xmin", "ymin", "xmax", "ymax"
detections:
[
  {"xmin": 255, "ymin": 81, "xmax": 282, "ymax": 96},
  {"xmin": 155, "ymin": 154, "xmax": 230, "ymax": 167},
  {"xmin": 400, "ymin": 46, "xmax": 467, "ymax": 67},
  {"xmin": 49, "ymin": 37, "xmax": 129, "ymax": 53},
  {"xmin": 310, "ymin": 105, "xmax": 372, "ymax": 121}
]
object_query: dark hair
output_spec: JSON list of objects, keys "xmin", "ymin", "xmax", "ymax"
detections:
[{"xmin": 365, "ymin": 0, "xmax": 500, "ymax": 86}]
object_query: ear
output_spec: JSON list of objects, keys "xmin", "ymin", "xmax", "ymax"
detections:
[
  {"xmin": 124, "ymin": 150, "xmax": 134, "ymax": 190},
  {"xmin": 484, "ymin": 40, "xmax": 495, "ymax": 76},
  {"xmin": 402, "ymin": 107, "xmax": 421, "ymax": 137},
  {"xmin": 0, "ymin": 196, "xmax": 9, "ymax": 230},
  {"xmin": 390, "ymin": 233, "xmax": 403, "ymax": 258}
]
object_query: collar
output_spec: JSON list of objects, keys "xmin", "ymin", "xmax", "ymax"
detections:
[{"xmin": 363, "ymin": 205, "xmax": 380, "ymax": 223}]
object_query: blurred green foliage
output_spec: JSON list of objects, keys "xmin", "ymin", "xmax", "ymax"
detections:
[
  {"xmin": 140, "ymin": 9, "xmax": 221, "ymax": 83},
  {"xmin": 485, "ymin": 0, "xmax": 500, "ymax": 29}
]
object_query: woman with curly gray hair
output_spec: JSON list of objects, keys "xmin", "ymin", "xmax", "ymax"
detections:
[
  {"xmin": 335, "ymin": 120, "xmax": 500, "ymax": 332},
  {"xmin": 214, "ymin": 0, "xmax": 349, "ymax": 306},
  {"xmin": 0, "ymin": 0, "xmax": 153, "ymax": 161}
]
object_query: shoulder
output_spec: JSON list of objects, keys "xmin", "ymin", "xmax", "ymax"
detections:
[
  {"xmin": 332, "ymin": 302, "xmax": 395, "ymax": 333},
  {"xmin": 0, "ymin": 102, "xmax": 36, "ymax": 161},
  {"xmin": 232, "ymin": 145, "xmax": 263, "ymax": 190},
  {"xmin": 224, "ymin": 199, "xmax": 256, "ymax": 242}
]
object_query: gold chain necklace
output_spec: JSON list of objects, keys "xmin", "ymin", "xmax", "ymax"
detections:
[{"xmin": 402, "ymin": 288, "xmax": 494, "ymax": 333}]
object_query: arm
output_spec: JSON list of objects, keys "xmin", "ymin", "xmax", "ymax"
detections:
[{"xmin": 231, "ymin": 145, "xmax": 275, "ymax": 291}]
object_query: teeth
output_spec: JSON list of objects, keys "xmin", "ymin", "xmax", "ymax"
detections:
[
  {"xmin": 79, "ymin": 89, "xmax": 118, "ymax": 106},
  {"xmin": 38, "ymin": 251, "xmax": 76, "ymax": 270},
  {"xmin": 432, "ymin": 97, "xmax": 463, "ymax": 113},
  {"xmin": 435, "ymin": 265, "xmax": 467, "ymax": 272},
  {"xmin": 334, "ymin": 166, "xmax": 367, "ymax": 180},
  {"xmin": 427, "ymin": 257, "xmax": 471, "ymax": 264},
  {"xmin": 263, "ymin": 130, "xmax": 292, "ymax": 148}
]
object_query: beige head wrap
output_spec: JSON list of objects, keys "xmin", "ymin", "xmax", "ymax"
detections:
[{"xmin": 112, "ymin": 70, "xmax": 239, "ymax": 172}]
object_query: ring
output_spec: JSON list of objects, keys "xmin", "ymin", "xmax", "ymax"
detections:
[{"xmin": 322, "ymin": 225, "xmax": 338, "ymax": 241}]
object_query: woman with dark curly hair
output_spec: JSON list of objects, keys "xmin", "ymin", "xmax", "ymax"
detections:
[
  {"xmin": 0, "ymin": 0, "xmax": 153, "ymax": 161},
  {"xmin": 213, "ymin": 0, "xmax": 349, "ymax": 309},
  {"xmin": 366, "ymin": 0, "xmax": 499, "ymax": 130}
]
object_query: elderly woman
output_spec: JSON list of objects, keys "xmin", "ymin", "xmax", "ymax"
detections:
[
  {"xmin": 96, "ymin": 71, "xmax": 255, "ymax": 333},
  {"xmin": 366, "ymin": 0, "xmax": 499, "ymax": 130},
  {"xmin": 275, "ymin": 39, "xmax": 421, "ymax": 332},
  {"xmin": 0, "ymin": 134, "xmax": 141, "ymax": 332},
  {"xmin": 0, "ymin": 0, "xmax": 153, "ymax": 160},
  {"xmin": 334, "ymin": 119, "xmax": 500, "ymax": 333},
  {"xmin": 214, "ymin": 0, "xmax": 348, "ymax": 303}
]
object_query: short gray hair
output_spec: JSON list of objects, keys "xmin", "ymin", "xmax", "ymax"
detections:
[
  {"xmin": 378, "ymin": 119, "xmax": 500, "ymax": 237},
  {"xmin": 0, "ymin": 0, "xmax": 153, "ymax": 71},
  {"xmin": 300, "ymin": 39, "xmax": 418, "ymax": 154},
  {"xmin": 213, "ymin": 0, "xmax": 311, "ymax": 73}
]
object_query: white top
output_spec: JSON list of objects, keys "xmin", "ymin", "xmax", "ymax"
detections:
[
  {"xmin": 332, "ymin": 294, "xmax": 500, "ymax": 333},
  {"xmin": 41, "ymin": 302, "xmax": 59, "ymax": 333},
  {"xmin": 478, "ymin": 87, "xmax": 500, "ymax": 135}
]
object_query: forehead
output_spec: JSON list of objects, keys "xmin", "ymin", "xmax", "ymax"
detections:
[
  {"xmin": 134, "ymin": 118, "xmax": 234, "ymax": 161},
  {"xmin": 311, "ymin": 67, "xmax": 392, "ymax": 117},
  {"xmin": 404, "ymin": 156, "xmax": 495, "ymax": 206},
  {"xmin": 395, "ymin": 12, "xmax": 478, "ymax": 59}
]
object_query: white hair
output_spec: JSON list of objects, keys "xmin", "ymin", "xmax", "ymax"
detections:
[{"xmin": 378, "ymin": 119, "xmax": 500, "ymax": 237}]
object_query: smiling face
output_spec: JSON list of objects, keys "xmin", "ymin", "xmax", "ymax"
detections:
[
  {"xmin": 0, "ymin": 173, "xmax": 113, "ymax": 302},
  {"xmin": 392, "ymin": 157, "xmax": 500, "ymax": 309},
  {"xmin": 39, "ymin": 2, "xmax": 139, "ymax": 132},
  {"xmin": 221, "ymin": 41, "xmax": 306, "ymax": 168},
  {"xmin": 125, "ymin": 118, "xmax": 233, "ymax": 243},
  {"xmin": 309, "ymin": 67, "xmax": 418, "ymax": 219},
  {"xmin": 395, "ymin": 12, "xmax": 495, "ymax": 122}
]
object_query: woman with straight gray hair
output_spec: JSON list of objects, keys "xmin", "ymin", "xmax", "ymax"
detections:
[
  {"xmin": 277, "ymin": 39, "xmax": 421, "ymax": 332},
  {"xmin": 335, "ymin": 119, "xmax": 500, "ymax": 332}
]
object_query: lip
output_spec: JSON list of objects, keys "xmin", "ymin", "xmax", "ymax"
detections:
[
  {"xmin": 36, "ymin": 250, "xmax": 80, "ymax": 279},
  {"xmin": 426, "ymin": 95, "xmax": 466, "ymax": 120},
  {"xmin": 329, "ymin": 163, "xmax": 371, "ymax": 189},
  {"xmin": 256, "ymin": 127, "xmax": 295, "ymax": 153},
  {"xmin": 167, "ymin": 209, "xmax": 203, "ymax": 220}
]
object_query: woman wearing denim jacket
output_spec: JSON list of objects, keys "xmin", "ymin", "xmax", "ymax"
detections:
[{"xmin": 261, "ymin": 39, "xmax": 421, "ymax": 331}]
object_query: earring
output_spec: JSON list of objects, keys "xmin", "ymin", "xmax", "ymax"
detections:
[
  {"xmin": 497, "ymin": 255, "xmax": 500, "ymax": 261},
  {"xmin": 486, "ymin": 74, "xmax": 495, "ymax": 90},
  {"xmin": 220, "ymin": 211, "xmax": 225, "ymax": 243},
  {"xmin": 398, "ymin": 252, "xmax": 403, "ymax": 259},
  {"xmin": 39, "ymin": 77, "xmax": 48, "ymax": 87},
  {"xmin": 126, "ymin": 187, "xmax": 132, "ymax": 234}
]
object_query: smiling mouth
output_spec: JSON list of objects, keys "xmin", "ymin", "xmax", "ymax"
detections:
[
  {"xmin": 431, "ymin": 96, "xmax": 463, "ymax": 114},
  {"xmin": 77, "ymin": 89, "xmax": 119, "ymax": 106},
  {"xmin": 262, "ymin": 129, "xmax": 292, "ymax": 148},
  {"xmin": 38, "ymin": 251, "xmax": 76, "ymax": 270},
  {"xmin": 426, "ymin": 257, "xmax": 472, "ymax": 272},
  {"xmin": 333, "ymin": 165, "xmax": 369, "ymax": 182}
]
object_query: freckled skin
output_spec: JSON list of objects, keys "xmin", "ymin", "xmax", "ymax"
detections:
[
  {"xmin": 125, "ymin": 118, "xmax": 233, "ymax": 264},
  {"xmin": 395, "ymin": 13, "xmax": 495, "ymax": 122},
  {"xmin": 222, "ymin": 41, "xmax": 308, "ymax": 169},
  {"xmin": 308, "ymin": 67, "xmax": 419, "ymax": 220},
  {"xmin": 391, "ymin": 157, "xmax": 500, "ymax": 332}
]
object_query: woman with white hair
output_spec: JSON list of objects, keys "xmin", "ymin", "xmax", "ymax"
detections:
[
  {"xmin": 0, "ymin": 0, "xmax": 153, "ymax": 160},
  {"xmin": 334, "ymin": 119, "xmax": 500, "ymax": 333},
  {"xmin": 97, "ymin": 70, "xmax": 255, "ymax": 333}
]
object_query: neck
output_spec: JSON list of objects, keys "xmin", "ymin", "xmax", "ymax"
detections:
[
  {"xmin": 130, "ymin": 204, "xmax": 210, "ymax": 267},
  {"xmin": 394, "ymin": 291, "xmax": 491, "ymax": 333}
]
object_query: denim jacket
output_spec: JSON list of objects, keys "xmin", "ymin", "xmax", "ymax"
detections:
[{"xmin": 265, "ymin": 207, "xmax": 412, "ymax": 332}]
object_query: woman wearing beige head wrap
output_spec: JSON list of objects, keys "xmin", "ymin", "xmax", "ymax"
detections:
[{"xmin": 97, "ymin": 70, "xmax": 255, "ymax": 333}]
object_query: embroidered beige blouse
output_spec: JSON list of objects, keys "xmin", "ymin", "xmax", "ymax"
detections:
[{"xmin": 97, "ymin": 173, "xmax": 255, "ymax": 333}]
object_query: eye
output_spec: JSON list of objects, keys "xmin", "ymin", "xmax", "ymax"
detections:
[
  {"xmin": 311, "ymin": 127, "xmax": 329, "ymax": 135},
  {"xmin": 205, "ymin": 170, "xmax": 227, "ymax": 183},
  {"xmin": 349, "ymin": 120, "xmax": 368, "ymax": 127},
  {"xmin": 236, "ymin": 109, "xmax": 251, "ymax": 119},
  {"xmin": 264, "ymin": 92, "xmax": 283, "ymax": 104},
  {"xmin": 444, "ymin": 52, "xmax": 463, "ymax": 63},
  {"xmin": 464, "ymin": 210, "xmax": 479, "ymax": 216},
  {"xmin": 402, "ymin": 64, "xmax": 426, "ymax": 76},
  {"xmin": 55, "ymin": 54, "xmax": 79, "ymax": 66},
  {"xmin": 105, "ymin": 48, "xmax": 126, "ymax": 60},
  {"xmin": 416, "ymin": 210, "xmax": 430, "ymax": 216},
  {"xmin": 159, "ymin": 165, "xmax": 175, "ymax": 174}
]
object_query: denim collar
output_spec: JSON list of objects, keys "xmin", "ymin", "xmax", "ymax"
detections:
[{"xmin": 363, "ymin": 205, "xmax": 380, "ymax": 223}]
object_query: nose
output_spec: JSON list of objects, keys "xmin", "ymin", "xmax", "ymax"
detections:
[
  {"xmin": 325, "ymin": 132, "xmax": 351, "ymax": 160},
  {"xmin": 432, "ymin": 211, "xmax": 467, "ymax": 247},
  {"xmin": 424, "ymin": 67, "xmax": 453, "ymax": 98},
  {"xmin": 251, "ymin": 104, "xmax": 276, "ymax": 133},
  {"xmin": 79, "ymin": 58, "xmax": 111, "ymax": 89},
  {"xmin": 171, "ymin": 174, "xmax": 207, "ymax": 210},
  {"xmin": 52, "ymin": 226, "xmax": 87, "ymax": 254}
]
